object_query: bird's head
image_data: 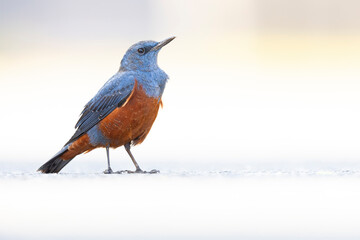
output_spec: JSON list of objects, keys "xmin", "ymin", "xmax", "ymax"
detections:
[{"xmin": 120, "ymin": 36, "xmax": 175, "ymax": 72}]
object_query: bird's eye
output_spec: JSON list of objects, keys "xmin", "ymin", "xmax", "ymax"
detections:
[{"xmin": 137, "ymin": 48, "xmax": 145, "ymax": 55}]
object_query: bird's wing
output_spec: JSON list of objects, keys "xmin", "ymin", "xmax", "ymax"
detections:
[{"xmin": 65, "ymin": 72, "xmax": 135, "ymax": 145}]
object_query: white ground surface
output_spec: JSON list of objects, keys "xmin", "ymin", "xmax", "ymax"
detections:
[{"xmin": 1, "ymin": 161, "xmax": 360, "ymax": 240}]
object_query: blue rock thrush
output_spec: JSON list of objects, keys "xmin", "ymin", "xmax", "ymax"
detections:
[{"xmin": 38, "ymin": 37, "xmax": 175, "ymax": 174}]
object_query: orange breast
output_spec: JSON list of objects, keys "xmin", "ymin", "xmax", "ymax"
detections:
[{"xmin": 98, "ymin": 81, "xmax": 162, "ymax": 148}]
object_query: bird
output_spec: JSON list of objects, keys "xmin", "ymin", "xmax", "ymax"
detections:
[{"xmin": 38, "ymin": 37, "xmax": 175, "ymax": 174}]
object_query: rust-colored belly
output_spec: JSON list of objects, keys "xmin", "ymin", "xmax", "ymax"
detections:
[{"xmin": 98, "ymin": 83, "xmax": 162, "ymax": 148}]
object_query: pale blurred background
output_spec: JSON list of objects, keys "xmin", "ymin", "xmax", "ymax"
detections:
[
  {"xmin": 1, "ymin": 0, "xmax": 360, "ymax": 170},
  {"xmin": 2, "ymin": 1, "xmax": 360, "ymax": 239}
]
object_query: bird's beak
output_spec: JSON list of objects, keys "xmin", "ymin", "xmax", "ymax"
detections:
[{"xmin": 151, "ymin": 36, "xmax": 176, "ymax": 51}]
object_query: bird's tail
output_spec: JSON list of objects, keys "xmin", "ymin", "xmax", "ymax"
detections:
[
  {"xmin": 37, "ymin": 147, "xmax": 73, "ymax": 173},
  {"xmin": 38, "ymin": 134, "xmax": 95, "ymax": 174}
]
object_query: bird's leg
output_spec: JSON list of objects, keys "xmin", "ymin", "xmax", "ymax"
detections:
[
  {"xmin": 116, "ymin": 143, "xmax": 159, "ymax": 174},
  {"xmin": 103, "ymin": 146, "xmax": 113, "ymax": 174},
  {"xmin": 125, "ymin": 143, "xmax": 142, "ymax": 172}
]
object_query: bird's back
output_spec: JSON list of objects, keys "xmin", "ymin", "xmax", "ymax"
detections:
[{"xmin": 66, "ymin": 71, "xmax": 136, "ymax": 145}]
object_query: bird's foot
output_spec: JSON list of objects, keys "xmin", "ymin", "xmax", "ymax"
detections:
[
  {"xmin": 103, "ymin": 168, "xmax": 114, "ymax": 174},
  {"xmin": 115, "ymin": 168, "xmax": 160, "ymax": 174}
]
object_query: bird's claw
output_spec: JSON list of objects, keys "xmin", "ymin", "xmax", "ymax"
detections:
[
  {"xmin": 103, "ymin": 168, "xmax": 113, "ymax": 174},
  {"xmin": 115, "ymin": 169, "xmax": 160, "ymax": 174}
]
